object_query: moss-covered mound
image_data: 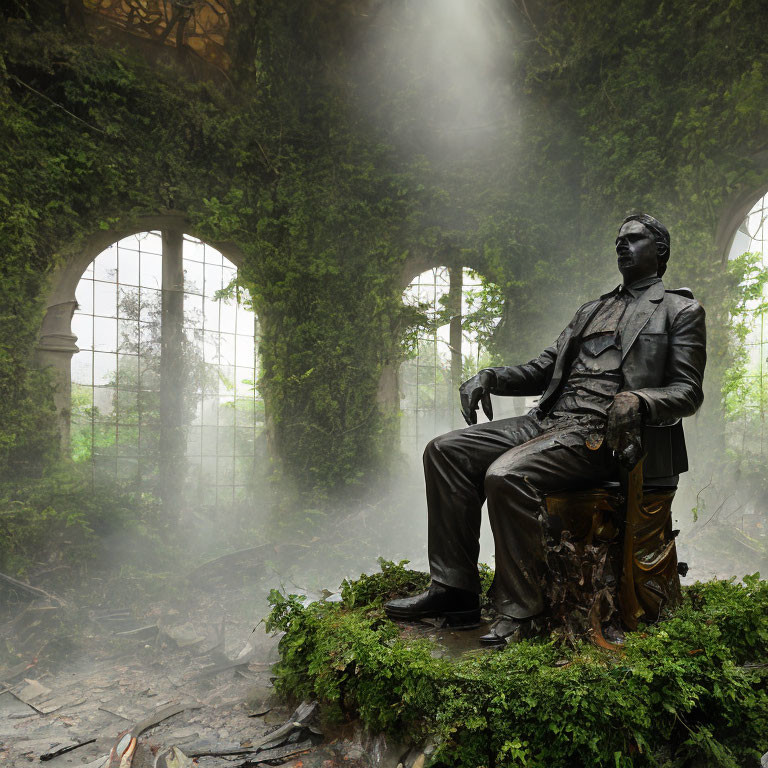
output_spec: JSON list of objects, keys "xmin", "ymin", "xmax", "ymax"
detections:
[{"xmin": 266, "ymin": 560, "xmax": 768, "ymax": 768}]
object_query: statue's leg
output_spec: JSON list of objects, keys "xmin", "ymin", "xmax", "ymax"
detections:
[
  {"xmin": 484, "ymin": 427, "xmax": 614, "ymax": 618},
  {"xmin": 424, "ymin": 414, "xmax": 542, "ymax": 594}
]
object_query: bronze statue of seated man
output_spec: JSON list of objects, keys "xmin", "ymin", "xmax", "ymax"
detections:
[{"xmin": 384, "ymin": 213, "xmax": 707, "ymax": 644}]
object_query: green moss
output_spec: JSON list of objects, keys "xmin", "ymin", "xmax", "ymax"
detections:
[{"xmin": 267, "ymin": 563, "xmax": 768, "ymax": 767}]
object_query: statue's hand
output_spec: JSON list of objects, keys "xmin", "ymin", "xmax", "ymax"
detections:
[
  {"xmin": 606, "ymin": 392, "xmax": 643, "ymax": 466},
  {"xmin": 459, "ymin": 369, "xmax": 495, "ymax": 426}
]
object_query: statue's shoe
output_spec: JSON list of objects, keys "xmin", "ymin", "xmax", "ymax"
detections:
[
  {"xmin": 479, "ymin": 615, "xmax": 541, "ymax": 645},
  {"xmin": 384, "ymin": 582, "xmax": 481, "ymax": 628}
]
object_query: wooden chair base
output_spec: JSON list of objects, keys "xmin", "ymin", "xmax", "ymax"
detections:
[{"xmin": 544, "ymin": 478, "xmax": 681, "ymax": 642}]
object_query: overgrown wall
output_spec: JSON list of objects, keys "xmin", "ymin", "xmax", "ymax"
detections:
[{"xmin": 2, "ymin": 0, "xmax": 768, "ymax": 506}]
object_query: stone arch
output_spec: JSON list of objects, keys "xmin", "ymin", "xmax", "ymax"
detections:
[
  {"xmin": 396, "ymin": 259, "xmax": 504, "ymax": 452},
  {"xmin": 720, "ymin": 190, "xmax": 768, "ymax": 460},
  {"xmin": 377, "ymin": 251, "xmax": 501, "ymax": 418},
  {"xmin": 36, "ymin": 213, "xmax": 249, "ymax": 452}
]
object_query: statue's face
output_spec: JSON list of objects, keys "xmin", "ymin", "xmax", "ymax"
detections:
[{"xmin": 615, "ymin": 220, "xmax": 658, "ymax": 282}]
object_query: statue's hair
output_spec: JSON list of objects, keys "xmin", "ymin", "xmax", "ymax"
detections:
[{"xmin": 622, "ymin": 213, "xmax": 670, "ymax": 277}]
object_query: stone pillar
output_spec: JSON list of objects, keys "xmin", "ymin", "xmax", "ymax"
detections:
[
  {"xmin": 34, "ymin": 301, "xmax": 79, "ymax": 451},
  {"xmin": 448, "ymin": 268, "xmax": 463, "ymax": 428},
  {"xmin": 160, "ymin": 228, "xmax": 186, "ymax": 519}
]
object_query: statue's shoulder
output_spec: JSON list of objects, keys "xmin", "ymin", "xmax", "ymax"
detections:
[
  {"xmin": 664, "ymin": 286, "xmax": 705, "ymax": 321},
  {"xmin": 665, "ymin": 287, "xmax": 695, "ymax": 300}
]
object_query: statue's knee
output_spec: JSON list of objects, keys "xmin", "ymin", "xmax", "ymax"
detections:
[
  {"xmin": 423, "ymin": 438, "xmax": 439, "ymax": 464},
  {"xmin": 484, "ymin": 466, "xmax": 523, "ymax": 499},
  {"xmin": 484, "ymin": 467, "xmax": 505, "ymax": 497},
  {"xmin": 423, "ymin": 433, "xmax": 455, "ymax": 463}
]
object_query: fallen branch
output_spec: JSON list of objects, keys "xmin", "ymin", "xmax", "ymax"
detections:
[
  {"xmin": 40, "ymin": 739, "xmax": 96, "ymax": 761},
  {"xmin": 0, "ymin": 572, "xmax": 65, "ymax": 606}
]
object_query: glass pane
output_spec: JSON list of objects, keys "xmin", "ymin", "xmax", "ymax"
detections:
[
  {"xmin": 117, "ymin": 425, "xmax": 139, "ymax": 455},
  {"xmin": 118, "ymin": 250, "xmax": 140, "ymax": 287},
  {"xmin": 183, "ymin": 292, "xmax": 204, "ymax": 328},
  {"xmin": 93, "ymin": 351, "xmax": 118, "ymax": 386},
  {"xmin": 138, "ymin": 231, "xmax": 162, "ymax": 255},
  {"xmin": 236, "ymin": 366, "xmax": 255, "ymax": 394},
  {"xmin": 118, "ymin": 319, "xmax": 139, "ymax": 354},
  {"xmin": 205, "ymin": 244, "xmax": 223, "ymax": 266},
  {"xmin": 184, "ymin": 260, "xmax": 205, "ymax": 295},
  {"xmin": 184, "ymin": 237, "xmax": 206, "ymax": 263},
  {"xmin": 93, "ymin": 317, "xmax": 117, "ymax": 352},
  {"xmin": 139, "ymin": 321, "xmax": 160, "ymax": 353},
  {"xmin": 236, "ymin": 302, "xmax": 255, "ymax": 334},
  {"xmin": 93, "ymin": 281, "xmax": 118, "ymax": 318},
  {"xmin": 118, "ymin": 285, "xmax": 141, "ymax": 320},
  {"xmin": 219, "ymin": 333, "xmax": 236, "ymax": 366},
  {"xmin": 93, "ymin": 249, "xmax": 118, "ymax": 282},
  {"xmin": 217, "ymin": 455, "xmax": 234, "ymax": 482},
  {"xmin": 205, "ymin": 263, "xmax": 222, "ymax": 296},
  {"xmin": 189, "ymin": 397, "xmax": 204, "ymax": 426},
  {"xmin": 92, "ymin": 423, "xmax": 117, "ymax": 455},
  {"xmin": 72, "ymin": 314, "xmax": 93, "ymax": 351},
  {"xmin": 140, "ymin": 288, "xmax": 162, "ymax": 321},
  {"xmin": 221, "ymin": 264, "xmax": 236, "ymax": 286},
  {"xmin": 202, "ymin": 396, "xmax": 219, "ymax": 427},
  {"xmin": 236, "ymin": 426, "xmax": 255, "ymax": 455},
  {"xmin": 235, "ymin": 456, "xmax": 255, "ymax": 482},
  {"xmin": 116, "ymin": 389, "xmax": 138, "ymax": 424},
  {"xmin": 219, "ymin": 299, "xmax": 237, "ymax": 334},
  {"xmin": 218, "ymin": 364, "xmax": 235, "ymax": 395},
  {"xmin": 186, "ymin": 425, "xmax": 202, "ymax": 455},
  {"xmin": 201, "ymin": 454, "xmax": 217, "ymax": 480},
  {"xmin": 93, "ymin": 385, "xmax": 116, "ymax": 418},
  {"xmin": 218, "ymin": 401, "xmax": 235, "ymax": 427},
  {"xmin": 75, "ymin": 279, "xmax": 94, "ymax": 315},
  {"xmin": 140, "ymin": 252, "xmax": 162, "ymax": 289},
  {"xmin": 71, "ymin": 353, "xmax": 93, "ymax": 386},
  {"xmin": 71, "ymin": 232, "xmax": 262, "ymax": 500},
  {"xmin": 203, "ymin": 330, "xmax": 220, "ymax": 363},
  {"xmin": 236, "ymin": 334, "xmax": 255, "ymax": 370},
  {"xmin": 117, "ymin": 355, "xmax": 140, "ymax": 389},
  {"xmin": 203, "ymin": 297, "xmax": 220, "ymax": 329}
]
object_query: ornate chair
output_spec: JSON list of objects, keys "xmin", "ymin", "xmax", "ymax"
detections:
[{"xmin": 543, "ymin": 457, "xmax": 683, "ymax": 646}]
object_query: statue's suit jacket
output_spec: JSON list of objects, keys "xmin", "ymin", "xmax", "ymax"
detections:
[{"xmin": 487, "ymin": 280, "xmax": 707, "ymax": 479}]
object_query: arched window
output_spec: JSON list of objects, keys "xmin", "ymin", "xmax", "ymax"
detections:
[
  {"xmin": 726, "ymin": 192, "xmax": 768, "ymax": 455},
  {"xmin": 69, "ymin": 231, "xmax": 263, "ymax": 508},
  {"xmin": 399, "ymin": 266, "xmax": 501, "ymax": 451}
]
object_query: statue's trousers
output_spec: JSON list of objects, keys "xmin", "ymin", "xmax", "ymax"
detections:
[{"xmin": 424, "ymin": 413, "xmax": 614, "ymax": 619}]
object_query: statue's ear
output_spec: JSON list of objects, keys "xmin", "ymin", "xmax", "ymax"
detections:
[{"xmin": 656, "ymin": 242, "xmax": 669, "ymax": 260}]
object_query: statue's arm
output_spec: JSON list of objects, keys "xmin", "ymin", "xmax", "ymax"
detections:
[
  {"xmin": 631, "ymin": 302, "xmax": 707, "ymax": 424},
  {"xmin": 481, "ymin": 324, "xmax": 570, "ymax": 397}
]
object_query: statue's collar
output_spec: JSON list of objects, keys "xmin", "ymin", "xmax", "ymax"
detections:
[{"xmin": 601, "ymin": 276, "xmax": 663, "ymax": 300}]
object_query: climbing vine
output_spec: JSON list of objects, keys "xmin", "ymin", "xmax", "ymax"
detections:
[{"xmin": 1, "ymin": 0, "xmax": 768, "ymax": 542}]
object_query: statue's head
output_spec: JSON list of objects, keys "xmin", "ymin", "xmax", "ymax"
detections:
[{"xmin": 615, "ymin": 213, "xmax": 670, "ymax": 282}]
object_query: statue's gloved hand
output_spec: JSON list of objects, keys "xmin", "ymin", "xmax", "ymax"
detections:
[
  {"xmin": 606, "ymin": 391, "xmax": 643, "ymax": 468},
  {"xmin": 459, "ymin": 369, "xmax": 495, "ymax": 426}
]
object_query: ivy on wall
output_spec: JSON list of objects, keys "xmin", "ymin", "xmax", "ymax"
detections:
[{"xmin": 2, "ymin": 0, "xmax": 768, "ymax": 512}]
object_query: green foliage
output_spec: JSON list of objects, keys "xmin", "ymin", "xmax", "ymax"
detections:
[
  {"xmin": 2, "ymin": 0, "xmax": 768, "ymax": 533},
  {"xmin": 0, "ymin": 460, "xmax": 164, "ymax": 578},
  {"xmin": 267, "ymin": 564, "xmax": 768, "ymax": 768},
  {"xmin": 339, "ymin": 557, "xmax": 430, "ymax": 608}
]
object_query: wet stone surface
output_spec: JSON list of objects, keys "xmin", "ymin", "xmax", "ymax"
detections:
[{"xmin": 0, "ymin": 570, "xmax": 431, "ymax": 768}]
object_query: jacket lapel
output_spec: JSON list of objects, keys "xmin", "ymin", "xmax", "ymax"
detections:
[
  {"xmin": 538, "ymin": 299, "xmax": 603, "ymax": 409},
  {"xmin": 620, "ymin": 280, "xmax": 665, "ymax": 360}
]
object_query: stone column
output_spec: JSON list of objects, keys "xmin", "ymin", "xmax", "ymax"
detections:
[
  {"xmin": 34, "ymin": 301, "xmax": 79, "ymax": 451},
  {"xmin": 448, "ymin": 267, "xmax": 463, "ymax": 428},
  {"xmin": 160, "ymin": 228, "xmax": 186, "ymax": 519}
]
